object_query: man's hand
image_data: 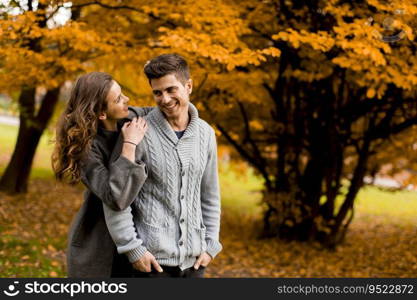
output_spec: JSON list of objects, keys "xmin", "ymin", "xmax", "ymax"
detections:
[
  {"xmin": 193, "ymin": 252, "xmax": 212, "ymax": 270},
  {"xmin": 132, "ymin": 251, "xmax": 163, "ymax": 273}
]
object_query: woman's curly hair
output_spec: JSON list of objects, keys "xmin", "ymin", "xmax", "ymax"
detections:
[{"xmin": 52, "ymin": 72, "xmax": 113, "ymax": 184}]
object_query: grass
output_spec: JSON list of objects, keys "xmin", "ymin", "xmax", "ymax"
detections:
[
  {"xmin": 0, "ymin": 234, "xmax": 65, "ymax": 277},
  {"xmin": 355, "ymin": 186, "xmax": 417, "ymax": 224},
  {"xmin": 0, "ymin": 121, "xmax": 416, "ymax": 277},
  {"xmin": 219, "ymin": 163, "xmax": 264, "ymax": 215},
  {"xmin": 218, "ymin": 161, "xmax": 417, "ymax": 224},
  {"xmin": 0, "ymin": 123, "xmax": 55, "ymax": 178}
]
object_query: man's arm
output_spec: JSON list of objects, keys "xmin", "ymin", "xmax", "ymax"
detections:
[
  {"xmin": 102, "ymin": 203, "xmax": 148, "ymax": 263},
  {"xmin": 200, "ymin": 128, "xmax": 223, "ymax": 259}
]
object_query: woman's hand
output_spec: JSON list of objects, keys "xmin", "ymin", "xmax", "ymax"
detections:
[
  {"xmin": 121, "ymin": 117, "xmax": 148, "ymax": 161},
  {"xmin": 121, "ymin": 117, "xmax": 148, "ymax": 145}
]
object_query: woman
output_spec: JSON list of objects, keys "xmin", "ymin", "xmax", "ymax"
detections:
[{"xmin": 52, "ymin": 72, "xmax": 151, "ymax": 277}]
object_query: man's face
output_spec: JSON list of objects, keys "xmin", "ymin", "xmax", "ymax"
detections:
[{"xmin": 150, "ymin": 73, "xmax": 192, "ymax": 119}]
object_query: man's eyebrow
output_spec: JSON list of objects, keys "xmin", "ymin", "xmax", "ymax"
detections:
[{"xmin": 153, "ymin": 86, "xmax": 177, "ymax": 91}]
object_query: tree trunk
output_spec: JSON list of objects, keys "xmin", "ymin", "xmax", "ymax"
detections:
[{"xmin": 0, "ymin": 87, "xmax": 60, "ymax": 194}]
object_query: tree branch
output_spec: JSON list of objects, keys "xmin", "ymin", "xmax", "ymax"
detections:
[{"xmin": 71, "ymin": 1, "xmax": 176, "ymax": 27}]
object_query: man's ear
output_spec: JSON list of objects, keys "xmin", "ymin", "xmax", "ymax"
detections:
[
  {"xmin": 98, "ymin": 112, "xmax": 107, "ymax": 120},
  {"xmin": 186, "ymin": 78, "xmax": 193, "ymax": 95}
]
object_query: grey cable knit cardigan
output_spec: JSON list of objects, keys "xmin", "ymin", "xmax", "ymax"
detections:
[{"xmin": 103, "ymin": 103, "xmax": 222, "ymax": 270}]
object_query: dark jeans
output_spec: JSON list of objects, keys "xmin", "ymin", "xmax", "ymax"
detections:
[
  {"xmin": 111, "ymin": 253, "xmax": 206, "ymax": 278},
  {"xmin": 111, "ymin": 253, "xmax": 134, "ymax": 278},
  {"xmin": 133, "ymin": 265, "xmax": 206, "ymax": 278}
]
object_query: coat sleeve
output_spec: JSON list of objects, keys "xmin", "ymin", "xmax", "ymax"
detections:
[
  {"xmin": 80, "ymin": 140, "xmax": 148, "ymax": 211},
  {"xmin": 128, "ymin": 106, "xmax": 154, "ymax": 118},
  {"xmin": 200, "ymin": 128, "xmax": 223, "ymax": 259}
]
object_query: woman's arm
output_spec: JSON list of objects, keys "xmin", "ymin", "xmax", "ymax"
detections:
[
  {"xmin": 80, "ymin": 140, "xmax": 147, "ymax": 211},
  {"xmin": 128, "ymin": 106, "xmax": 154, "ymax": 118}
]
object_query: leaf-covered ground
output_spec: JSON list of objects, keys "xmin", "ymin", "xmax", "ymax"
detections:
[
  {"xmin": 207, "ymin": 209, "xmax": 417, "ymax": 277},
  {"xmin": 0, "ymin": 177, "xmax": 416, "ymax": 277}
]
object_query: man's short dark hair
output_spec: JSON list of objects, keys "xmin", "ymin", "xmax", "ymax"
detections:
[{"xmin": 144, "ymin": 53, "xmax": 190, "ymax": 84}]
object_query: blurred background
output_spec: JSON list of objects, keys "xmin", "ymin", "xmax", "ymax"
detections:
[{"xmin": 0, "ymin": 0, "xmax": 416, "ymax": 277}]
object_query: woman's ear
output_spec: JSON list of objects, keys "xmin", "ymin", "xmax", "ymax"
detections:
[{"xmin": 98, "ymin": 112, "xmax": 107, "ymax": 120}]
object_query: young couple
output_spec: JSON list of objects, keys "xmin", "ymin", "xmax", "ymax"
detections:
[{"xmin": 52, "ymin": 54, "xmax": 222, "ymax": 278}]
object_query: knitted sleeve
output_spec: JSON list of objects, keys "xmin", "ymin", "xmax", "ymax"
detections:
[
  {"xmin": 102, "ymin": 204, "xmax": 148, "ymax": 262},
  {"xmin": 200, "ymin": 128, "xmax": 223, "ymax": 258}
]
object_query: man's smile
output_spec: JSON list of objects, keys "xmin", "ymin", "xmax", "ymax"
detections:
[{"xmin": 163, "ymin": 102, "xmax": 178, "ymax": 111}]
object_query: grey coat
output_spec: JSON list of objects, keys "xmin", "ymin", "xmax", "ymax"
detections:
[{"xmin": 66, "ymin": 107, "xmax": 151, "ymax": 278}]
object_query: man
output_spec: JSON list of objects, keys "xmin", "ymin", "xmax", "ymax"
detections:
[{"xmin": 103, "ymin": 53, "xmax": 222, "ymax": 278}]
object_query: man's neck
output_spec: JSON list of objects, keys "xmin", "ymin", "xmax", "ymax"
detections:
[
  {"xmin": 166, "ymin": 109, "xmax": 190, "ymax": 131},
  {"xmin": 167, "ymin": 111, "xmax": 190, "ymax": 131}
]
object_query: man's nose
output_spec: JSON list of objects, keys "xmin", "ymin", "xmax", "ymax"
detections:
[{"xmin": 160, "ymin": 92, "xmax": 170, "ymax": 104}]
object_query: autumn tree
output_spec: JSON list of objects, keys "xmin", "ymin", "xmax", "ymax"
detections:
[
  {"xmin": 0, "ymin": 0, "xmax": 275, "ymax": 193},
  {"xmin": 184, "ymin": 0, "xmax": 417, "ymax": 247},
  {"xmin": 3, "ymin": 0, "xmax": 416, "ymax": 249},
  {"xmin": 0, "ymin": 0, "xmax": 114, "ymax": 193}
]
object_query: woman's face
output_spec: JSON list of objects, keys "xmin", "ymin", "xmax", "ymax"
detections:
[{"xmin": 103, "ymin": 80, "xmax": 130, "ymax": 120}]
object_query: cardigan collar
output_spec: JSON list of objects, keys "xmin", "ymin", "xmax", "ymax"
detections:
[{"xmin": 149, "ymin": 102, "xmax": 199, "ymax": 145}]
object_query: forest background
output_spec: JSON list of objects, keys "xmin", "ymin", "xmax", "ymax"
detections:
[{"xmin": 0, "ymin": 0, "xmax": 416, "ymax": 277}]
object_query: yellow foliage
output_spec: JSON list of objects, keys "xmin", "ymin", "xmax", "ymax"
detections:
[{"xmin": 366, "ymin": 88, "xmax": 376, "ymax": 98}]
